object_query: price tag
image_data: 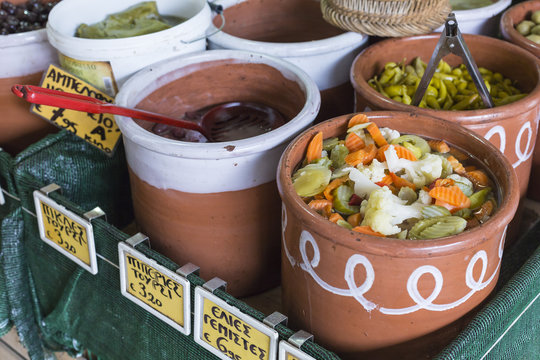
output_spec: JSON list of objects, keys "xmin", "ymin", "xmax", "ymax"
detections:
[
  {"xmin": 194, "ymin": 286, "xmax": 278, "ymax": 360},
  {"xmin": 31, "ymin": 65, "xmax": 121, "ymax": 156},
  {"xmin": 118, "ymin": 242, "xmax": 191, "ymax": 335},
  {"xmin": 278, "ymin": 342, "xmax": 316, "ymax": 360},
  {"xmin": 33, "ymin": 190, "xmax": 97, "ymax": 274}
]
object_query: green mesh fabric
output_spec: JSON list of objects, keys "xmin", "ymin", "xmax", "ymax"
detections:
[
  {"xmin": 435, "ymin": 220, "xmax": 540, "ymax": 359},
  {"xmin": 0, "ymin": 131, "xmax": 132, "ymax": 359},
  {"xmin": 0, "ymin": 150, "xmax": 14, "ymax": 337},
  {"xmin": 4, "ymin": 130, "xmax": 340, "ymax": 359}
]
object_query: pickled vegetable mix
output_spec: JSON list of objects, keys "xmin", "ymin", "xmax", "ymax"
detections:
[
  {"xmin": 292, "ymin": 114, "xmax": 497, "ymax": 239},
  {"xmin": 368, "ymin": 57, "xmax": 527, "ymax": 110}
]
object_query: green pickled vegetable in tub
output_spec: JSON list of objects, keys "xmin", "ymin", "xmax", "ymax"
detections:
[{"xmin": 76, "ymin": 1, "xmax": 186, "ymax": 39}]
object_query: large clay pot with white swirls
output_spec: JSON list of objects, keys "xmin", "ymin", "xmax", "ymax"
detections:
[
  {"xmin": 277, "ymin": 112, "xmax": 519, "ymax": 359},
  {"xmin": 500, "ymin": 0, "xmax": 540, "ymax": 201},
  {"xmin": 350, "ymin": 33, "xmax": 540, "ymax": 244},
  {"xmin": 350, "ymin": 34, "xmax": 540, "ymax": 200}
]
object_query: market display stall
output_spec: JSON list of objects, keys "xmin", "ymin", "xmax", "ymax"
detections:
[{"xmin": 1, "ymin": 0, "xmax": 539, "ymax": 359}]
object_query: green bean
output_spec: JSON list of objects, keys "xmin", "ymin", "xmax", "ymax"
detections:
[
  {"xmin": 451, "ymin": 94, "xmax": 478, "ymax": 110},
  {"xmin": 426, "ymin": 96, "xmax": 441, "ymax": 109},
  {"xmin": 443, "ymin": 79, "xmax": 458, "ymax": 98},
  {"xmin": 493, "ymin": 93, "xmax": 528, "ymax": 106}
]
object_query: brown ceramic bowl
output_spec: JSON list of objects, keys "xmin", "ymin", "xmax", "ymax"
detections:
[
  {"xmin": 277, "ymin": 112, "xmax": 519, "ymax": 358},
  {"xmin": 500, "ymin": 0, "xmax": 540, "ymax": 201},
  {"xmin": 500, "ymin": 0, "xmax": 540, "ymax": 58}
]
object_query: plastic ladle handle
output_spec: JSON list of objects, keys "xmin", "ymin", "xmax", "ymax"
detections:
[{"xmin": 11, "ymin": 84, "xmax": 210, "ymax": 138}]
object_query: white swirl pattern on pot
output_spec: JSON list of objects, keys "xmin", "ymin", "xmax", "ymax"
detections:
[{"xmin": 282, "ymin": 204, "xmax": 507, "ymax": 315}]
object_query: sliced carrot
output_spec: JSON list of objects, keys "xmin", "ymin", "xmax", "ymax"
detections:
[
  {"xmin": 306, "ymin": 131, "xmax": 323, "ymax": 164},
  {"xmin": 434, "ymin": 178, "xmax": 455, "ymax": 187},
  {"xmin": 377, "ymin": 144, "xmax": 417, "ymax": 162},
  {"xmin": 323, "ymin": 176, "xmax": 349, "ymax": 201},
  {"xmin": 348, "ymin": 113, "xmax": 369, "ymax": 128},
  {"xmin": 352, "ymin": 226, "xmax": 386, "ymax": 237},
  {"xmin": 429, "ymin": 185, "xmax": 471, "ymax": 208},
  {"xmin": 345, "ymin": 144, "xmax": 377, "ymax": 166},
  {"xmin": 390, "ymin": 172, "xmax": 416, "ymax": 190},
  {"xmin": 375, "ymin": 174, "xmax": 393, "ymax": 187},
  {"xmin": 435, "ymin": 199, "xmax": 460, "ymax": 213},
  {"xmin": 366, "ymin": 122, "xmax": 388, "ymax": 147},
  {"xmin": 313, "ymin": 193, "xmax": 325, "ymax": 200},
  {"xmin": 447, "ymin": 155, "xmax": 466, "ymax": 175},
  {"xmin": 347, "ymin": 213, "xmax": 362, "ymax": 227},
  {"xmin": 464, "ymin": 165, "xmax": 477, "ymax": 172},
  {"xmin": 466, "ymin": 169, "xmax": 491, "ymax": 188},
  {"xmin": 308, "ymin": 199, "xmax": 332, "ymax": 210},
  {"xmin": 345, "ymin": 132, "xmax": 365, "ymax": 152},
  {"xmin": 329, "ymin": 213, "xmax": 345, "ymax": 224},
  {"xmin": 449, "ymin": 148, "xmax": 468, "ymax": 162},
  {"xmin": 428, "ymin": 140, "xmax": 450, "ymax": 153}
]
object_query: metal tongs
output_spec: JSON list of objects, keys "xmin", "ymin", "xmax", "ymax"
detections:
[{"xmin": 412, "ymin": 13, "xmax": 494, "ymax": 108}]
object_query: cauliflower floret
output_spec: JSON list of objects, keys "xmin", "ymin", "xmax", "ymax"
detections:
[
  {"xmin": 345, "ymin": 167, "xmax": 380, "ymax": 198},
  {"xmin": 385, "ymin": 145, "xmax": 442, "ymax": 188},
  {"xmin": 416, "ymin": 189, "xmax": 432, "ymax": 205},
  {"xmin": 356, "ymin": 159, "xmax": 388, "ymax": 183},
  {"xmin": 348, "ymin": 126, "xmax": 375, "ymax": 146},
  {"xmin": 379, "ymin": 127, "xmax": 401, "ymax": 143},
  {"xmin": 361, "ymin": 187, "xmax": 425, "ymax": 235}
]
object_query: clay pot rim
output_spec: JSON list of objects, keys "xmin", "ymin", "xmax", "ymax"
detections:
[
  {"xmin": 350, "ymin": 33, "xmax": 540, "ymax": 124},
  {"xmin": 207, "ymin": 0, "xmax": 367, "ymax": 57},
  {"xmin": 0, "ymin": 28, "xmax": 47, "ymax": 48},
  {"xmin": 500, "ymin": 1, "xmax": 540, "ymax": 57},
  {"xmin": 278, "ymin": 111, "xmax": 520, "ymax": 258},
  {"xmin": 115, "ymin": 49, "xmax": 321, "ymax": 159},
  {"xmin": 207, "ymin": 27, "xmax": 367, "ymax": 57}
]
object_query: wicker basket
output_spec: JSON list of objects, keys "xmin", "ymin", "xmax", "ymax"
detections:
[{"xmin": 321, "ymin": 0, "xmax": 451, "ymax": 37}]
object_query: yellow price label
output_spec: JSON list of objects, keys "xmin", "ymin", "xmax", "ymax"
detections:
[
  {"xmin": 118, "ymin": 243, "xmax": 191, "ymax": 335},
  {"xmin": 31, "ymin": 65, "xmax": 121, "ymax": 156},
  {"xmin": 199, "ymin": 296, "xmax": 272, "ymax": 360},
  {"xmin": 286, "ymin": 354, "xmax": 300, "ymax": 360},
  {"xmin": 278, "ymin": 341, "xmax": 317, "ymax": 360},
  {"xmin": 33, "ymin": 190, "xmax": 97, "ymax": 274},
  {"xmin": 125, "ymin": 253, "xmax": 184, "ymax": 324},
  {"xmin": 59, "ymin": 53, "xmax": 118, "ymax": 95}
]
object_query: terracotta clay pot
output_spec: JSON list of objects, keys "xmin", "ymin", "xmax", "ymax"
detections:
[
  {"xmin": 277, "ymin": 112, "xmax": 519, "ymax": 358},
  {"xmin": 115, "ymin": 50, "xmax": 320, "ymax": 297},
  {"xmin": 207, "ymin": 0, "xmax": 368, "ymax": 122},
  {"xmin": 350, "ymin": 34, "xmax": 540, "ymax": 243},
  {"xmin": 500, "ymin": 0, "xmax": 540, "ymax": 201},
  {"xmin": 500, "ymin": 0, "xmax": 540, "ymax": 58},
  {"xmin": 0, "ymin": 0, "xmax": 58, "ymax": 154}
]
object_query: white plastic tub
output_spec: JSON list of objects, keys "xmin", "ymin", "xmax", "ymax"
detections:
[
  {"xmin": 207, "ymin": 0, "xmax": 368, "ymax": 120},
  {"xmin": 46, "ymin": 0, "xmax": 211, "ymax": 95},
  {"xmin": 115, "ymin": 50, "xmax": 320, "ymax": 296},
  {"xmin": 0, "ymin": 28, "xmax": 57, "ymax": 153},
  {"xmin": 436, "ymin": 0, "xmax": 512, "ymax": 36}
]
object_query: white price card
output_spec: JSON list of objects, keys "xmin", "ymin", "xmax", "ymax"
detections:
[
  {"xmin": 118, "ymin": 242, "xmax": 191, "ymax": 335},
  {"xmin": 194, "ymin": 286, "xmax": 279, "ymax": 360},
  {"xmin": 278, "ymin": 341, "xmax": 317, "ymax": 360},
  {"xmin": 33, "ymin": 190, "xmax": 97, "ymax": 274}
]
